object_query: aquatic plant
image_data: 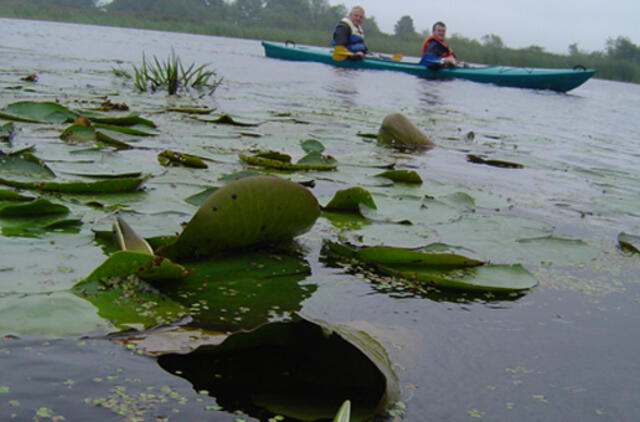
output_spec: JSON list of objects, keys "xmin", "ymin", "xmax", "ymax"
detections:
[{"xmin": 131, "ymin": 50, "xmax": 223, "ymax": 95}]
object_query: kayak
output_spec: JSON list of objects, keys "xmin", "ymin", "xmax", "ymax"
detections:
[{"xmin": 261, "ymin": 41, "xmax": 595, "ymax": 93}]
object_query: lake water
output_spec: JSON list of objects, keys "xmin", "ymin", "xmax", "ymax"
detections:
[{"xmin": 1, "ymin": 17, "xmax": 639, "ymax": 422}]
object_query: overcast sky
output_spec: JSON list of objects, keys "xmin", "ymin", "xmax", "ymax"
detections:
[{"xmin": 333, "ymin": 0, "xmax": 640, "ymax": 54}]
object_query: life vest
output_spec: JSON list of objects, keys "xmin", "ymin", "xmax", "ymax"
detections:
[
  {"xmin": 331, "ymin": 17, "xmax": 366, "ymax": 53},
  {"xmin": 421, "ymin": 35, "xmax": 455, "ymax": 59}
]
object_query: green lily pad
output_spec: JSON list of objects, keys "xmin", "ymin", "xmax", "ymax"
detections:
[
  {"xmin": 300, "ymin": 138, "xmax": 325, "ymax": 153},
  {"xmin": 618, "ymin": 232, "xmax": 640, "ymax": 253},
  {"xmin": 77, "ymin": 111, "xmax": 157, "ymax": 128},
  {"xmin": 112, "ymin": 217, "xmax": 154, "ymax": 255},
  {"xmin": 0, "ymin": 101, "xmax": 77, "ymax": 123},
  {"xmin": 159, "ymin": 175, "xmax": 320, "ymax": 260},
  {"xmin": 0, "ymin": 151, "xmax": 56, "ymax": 179},
  {"xmin": 161, "ymin": 250, "xmax": 315, "ymax": 331},
  {"xmin": 239, "ymin": 151, "xmax": 337, "ymax": 171},
  {"xmin": 0, "ymin": 189, "xmax": 34, "ymax": 201},
  {"xmin": 198, "ymin": 113, "xmax": 260, "ymax": 126},
  {"xmin": 324, "ymin": 242, "xmax": 537, "ymax": 292},
  {"xmin": 166, "ymin": 106, "xmax": 215, "ymax": 114},
  {"xmin": 72, "ymin": 269, "xmax": 189, "ymax": 331},
  {"xmin": 93, "ymin": 122, "xmax": 158, "ymax": 136},
  {"xmin": 59, "ymin": 123, "xmax": 96, "ymax": 142},
  {"xmin": 185, "ymin": 186, "xmax": 219, "ymax": 206},
  {"xmin": 467, "ymin": 154, "xmax": 524, "ymax": 169},
  {"xmin": 0, "ymin": 122, "xmax": 15, "ymax": 143},
  {"xmin": 158, "ymin": 150, "xmax": 208, "ymax": 168},
  {"xmin": 0, "ymin": 176, "xmax": 144, "ymax": 194},
  {"xmin": 78, "ymin": 250, "xmax": 190, "ymax": 285},
  {"xmin": 323, "ymin": 187, "xmax": 377, "ymax": 215},
  {"xmin": 2, "ymin": 217, "xmax": 82, "ymax": 237},
  {"xmin": 374, "ymin": 169, "xmax": 422, "ymax": 184},
  {"xmin": 0, "ymin": 198, "xmax": 69, "ymax": 217}
]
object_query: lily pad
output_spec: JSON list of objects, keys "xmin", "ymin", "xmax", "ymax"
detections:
[
  {"xmin": 374, "ymin": 169, "xmax": 422, "ymax": 184},
  {"xmin": 618, "ymin": 232, "xmax": 640, "ymax": 253},
  {"xmin": 0, "ymin": 151, "xmax": 56, "ymax": 179},
  {"xmin": 159, "ymin": 175, "xmax": 320, "ymax": 260},
  {"xmin": 77, "ymin": 110, "xmax": 157, "ymax": 128},
  {"xmin": 324, "ymin": 242, "xmax": 537, "ymax": 292},
  {"xmin": 155, "ymin": 314, "xmax": 399, "ymax": 422},
  {"xmin": 0, "ymin": 176, "xmax": 144, "ymax": 194},
  {"xmin": 198, "ymin": 113, "xmax": 260, "ymax": 126},
  {"xmin": 239, "ymin": 150, "xmax": 337, "ymax": 171},
  {"xmin": 158, "ymin": 150, "xmax": 208, "ymax": 168},
  {"xmin": 300, "ymin": 138, "xmax": 325, "ymax": 153},
  {"xmin": 0, "ymin": 198, "xmax": 69, "ymax": 217},
  {"xmin": 72, "ymin": 270, "xmax": 189, "ymax": 331},
  {"xmin": 0, "ymin": 101, "xmax": 77, "ymax": 123},
  {"xmin": 323, "ymin": 187, "xmax": 377, "ymax": 215},
  {"xmin": 0, "ymin": 122, "xmax": 15, "ymax": 143},
  {"xmin": 466, "ymin": 154, "xmax": 524, "ymax": 169}
]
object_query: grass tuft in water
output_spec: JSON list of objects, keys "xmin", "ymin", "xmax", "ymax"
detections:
[{"xmin": 123, "ymin": 50, "xmax": 223, "ymax": 95}]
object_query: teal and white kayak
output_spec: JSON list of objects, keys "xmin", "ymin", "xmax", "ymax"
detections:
[{"xmin": 262, "ymin": 41, "xmax": 595, "ymax": 93}]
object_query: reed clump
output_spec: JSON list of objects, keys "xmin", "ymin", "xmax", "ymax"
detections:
[{"xmin": 126, "ymin": 50, "xmax": 223, "ymax": 95}]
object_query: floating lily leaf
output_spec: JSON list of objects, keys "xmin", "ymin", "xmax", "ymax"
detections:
[
  {"xmin": 466, "ymin": 154, "xmax": 524, "ymax": 169},
  {"xmin": 156, "ymin": 314, "xmax": 398, "ymax": 422},
  {"xmin": 356, "ymin": 132, "xmax": 378, "ymax": 139},
  {"xmin": 2, "ymin": 217, "xmax": 82, "ymax": 237},
  {"xmin": 300, "ymin": 138, "xmax": 325, "ymax": 153},
  {"xmin": 239, "ymin": 151, "xmax": 336, "ymax": 171},
  {"xmin": 93, "ymin": 122, "xmax": 158, "ymax": 136},
  {"xmin": 324, "ymin": 242, "xmax": 537, "ymax": 292},
  {"xmin": 159, "ymin": 175, "xmax": 320, "ymax": 260},
  {"xmin": 0, "ymin": 152, "xmax": 55, "ymax": 179},
  {"xmin": 0, "ymin": 189, "xmax": 34, "ymax": 201},
  {"xmin": 72, "ymin": 268, "xmax": 189, "ymax": 331},
  {"xmin": 161, "ymin": 250, "xmax": 315, "ymax": 331},
  {"xmin": 220, "ymin": 169, "xmax": 262, "ymax": 182},
  {"xmin": 618, "ymin": 232, "xmax": 640, "ymax": 253},
  {"xmin": 166, "ymin": 106, "xmax": 215, "ymax": 114},
  {"xmin": 0, "ymin": 101, "xmax": 77, "ymax": 123},
  {"xmin": 78, "ymin": 250, "xmax": 190, "ymax": 285},
  {"xmin": 62, "ymin": 171, "xmax": 142, "ymax": 179},
  {"xmin": 323, "ymin": 187, "xmax": 377, "ymax": 216},
  {"xmin": 93, "ymin": 229, "xmax": 177, "ymax": 256},
  {"xmin": 0, "ymin": 198, "xmax": 69, "ymax": 217},
  {"xmin": 375, "ymin": 169, "xmax": 422, "ymax": 184},
  {"xmin": 297, "ymin": 151, "xmax": 338, "ymax": 169},
  {"xmin": 0, "ymin": 176, "xmax": 144, "ymax": 194},
  {"xmin": 113, "ymin": 217, "xmax": 154, "ymax": 255},
  {"xmin": 77, "ymin": 110, "xmax": 157, "ymax": 128},
  {"xmin": 185, "ymin": 186, "xmax": 219, "ymax": 206},
  {"xmin": 198, "ymin": 113, "xmax": 260, "ymax": 126},
  {"xmin": 158, "ymin": 149, "xmax": 208, "ymax": 168},
  {"xmin": 59, "ymin": 124, "xmax": 135, "ymax": 149},
  {"xmin": 240, "ymin": 130, "xmax": 262, "ymax": 137},
  {"xmin": 0, "ymin": 122, "xmax": 15, "ymax": 143},
  {"xmin": 377, "ymin": 113, "xmax": 434, "ymax": 150}
]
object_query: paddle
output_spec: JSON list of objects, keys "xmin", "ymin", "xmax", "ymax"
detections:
[{"xmin": 332, "ymin": 45, "xmax": 402, "ymax": 61}]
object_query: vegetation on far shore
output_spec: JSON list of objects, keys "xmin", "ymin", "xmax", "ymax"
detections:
[{"xmin": 1, "ymin": 0, "xmax": 640, "ymax": 83}]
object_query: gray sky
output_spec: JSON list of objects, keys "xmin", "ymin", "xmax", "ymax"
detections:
[{"xmin": 335, "ymin": 0, "xmax": 640, "ymax": 54}]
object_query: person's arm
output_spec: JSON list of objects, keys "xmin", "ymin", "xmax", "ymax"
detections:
[{"xmin": 333, "ymin": 23, "xmax": 350, "ymax": 47}]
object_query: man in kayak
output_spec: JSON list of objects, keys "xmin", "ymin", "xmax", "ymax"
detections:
[
  {"xmin": 332, "ymin": 6, "xmax": 368, "ymax": 60},
  {"xmin": 420, "ymin": 21, "xmax": 459, "ymax": 69}
]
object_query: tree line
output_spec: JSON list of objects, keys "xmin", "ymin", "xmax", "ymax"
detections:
[{"xmin": 2, "ymin": 0, "xmax": 639, "ymax": 83}]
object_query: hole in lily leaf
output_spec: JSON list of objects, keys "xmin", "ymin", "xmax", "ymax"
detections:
[
  {"xmin": 466, "ymin": 154, "xmax": 524, "ymax": 169},
  {"xmin": 157, "ymin": 316, "xmax": 394, "ymax": 422}
]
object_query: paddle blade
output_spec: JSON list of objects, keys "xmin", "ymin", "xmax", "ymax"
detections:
[
  {"xmin": 332, "ymin": 45, "xmax": 353, "ymax": 61},
  {"xmin": 391, "ymin": 53, "xmax": 403, "ymax": 61}
]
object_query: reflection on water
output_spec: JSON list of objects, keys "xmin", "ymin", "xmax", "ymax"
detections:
[{"xmin": 323, "ymin": 67, "xmax": 361, "ymax": 108}]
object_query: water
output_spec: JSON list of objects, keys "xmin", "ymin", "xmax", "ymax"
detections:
[{"xmin": 1, "ymin": 17, "xmax": 640, "ymax": 422}]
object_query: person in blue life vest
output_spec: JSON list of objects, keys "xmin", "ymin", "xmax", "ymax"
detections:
[
  {"xmin": 420, "ymin": 21, "xmax": 460, "ymax": 69},
  {"xmin": 332, "ymin": 5, "xmax": 368, "ymax": 60}
]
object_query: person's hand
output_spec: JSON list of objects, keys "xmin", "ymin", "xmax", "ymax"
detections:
[{"xmin": 355, "ymin": 51, "xmax": 365, "ymax": 58}]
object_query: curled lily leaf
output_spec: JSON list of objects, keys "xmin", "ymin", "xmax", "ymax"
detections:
[{"xmin": 113, "ymin": 217, "xmax": 153, "ymax": 255}]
